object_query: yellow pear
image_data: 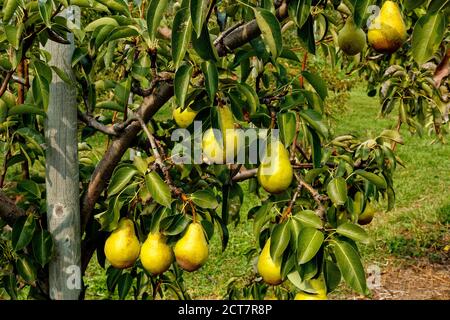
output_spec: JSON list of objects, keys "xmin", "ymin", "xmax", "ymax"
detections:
[
  {"xmin": 358, "ymin": 201, "xmax": 376, "ymax": 225},
  {"xmin": 257, "ymin": 140, "xmax": 293, "ymax": 194},
  {"xmin": 174, "ymin": 222, "xmax": 209, "ymax": 272},
  {"xmin": 202, "ymin": 105, "xmax": 238, "ymax": 164},
  {"xmin": 368, "ymin": 1, "xmax": 406, "ymax": 54},
  {"xmin": 338, "ymin": 18, "xmax": 366, "ymax": 56},
  {"xmin": 173, "ymin": 106, "xmax": 198, "ymax": 128},
  {"xmin": 294, "ymin": 291, "xmax": 327, "ymax": 300},
  {"xmin": 140, "ymin": 232, "xmax": 174, "ymax": 275},
  {"xmin": 104, "ymin": 218, "xmax": 141, "ymax": 269},
  {"xmin": 257, "ymin": 238, "xmax": 282, "ymax": 285}
]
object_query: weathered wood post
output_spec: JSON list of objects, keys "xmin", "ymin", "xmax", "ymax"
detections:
[{"xmin": 44, "ymin": 6, "xmax": 81, "ymax": 300}]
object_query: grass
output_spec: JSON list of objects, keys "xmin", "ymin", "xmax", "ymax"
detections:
[{"xmin": 83, "ymin": 86, "xmax": 450, "ymax": 299}]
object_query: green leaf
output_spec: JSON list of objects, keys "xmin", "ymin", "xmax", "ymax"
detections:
[
  {"xmin": 278, "ymin": 111, "xmax": 296, "ymax": 147},
  {"xmin": 297, "ymin": 227, "xmax": 324, "ymax": 264},
  {"xmin": 85, "ymin": 17, "xmax": 119, "ymax": 32},
  {"xmin": 108, "ymin": 165, "xmax": 138, "ymax": 197},
  {"xmin": 17, "ymin": 180, "xmax": 41, "ymax": 199},
  {"xmin": 412, "ymin": 12, "xmax": 446, "ymax": 65},
  {"xmin": 336, "ymin": 222, "xmax": 370, "ymax": 244},
  {"xmin": 108, "ymin": 26, "xmax": 139, "ymax": 42},
  {"xmin": 297, "ymin": 15, "xmax": 315, "ymax": 54},
  {"xmin": 332, "ymin": 240, "xmax": 368, "ymax": 295},
  {"xmin": 146, "ymin": 0, "xmax": 169, "ymax": 41},
  {"xmin": 428, "ymin": 0, "xmax": 450, "ymax": 13},
  {"xmin": 145, "ymin": 171, "xmax": 172, "ymax": 207},
  {"xmin": 172, "ymin": 7, "xmax": 192, "ymax": 69},
  {"xmin": 2, "ymin": 0, "xmax": 20, "ymax": 23},
  {"xmin": 8, "ymin": 104, "xmax": 46, "ymax": 117},
  {"xmin": 192, "ymin": 23, "xmax": 219, "ymax": 61},
  {"xmin": 354, "ymin": 170, "xmax": 387, "ymax": 189},
  {"xmin": 38, "ymin": 0, "xmax": 52, "ymax": 27},
  {"xmin": 16, "ymin": 256, "xmax": 37, "ymax": 284},
  {"xmin": 288, "ymin": 0, "xmax": 312, "ymax": 29},
  {"xmin": 270, "ymin": 222, "xmax": 291, "ymax": 261},
  {"xmin": 15, "ymin": 127, "xmax": 45, "ymax": 155},
  {"xmin": 96, "ymin": 196, "xmax": 123, "ymax": 232},
  {"xmin": 349, "ymin": 0, "xmax": 370, "ymax": 27},
  {"xmin": 32, "ymin": 230, "xmax": 54, "ymax": 267},
  {"xmin": 12, "ymin": 215, "xmax": 36, "ymax": 252},
  {"xmin": 174, "ymin": 64, "xmax": 193, "ymax": 109},
  {"xmin": 1, "ymin": 275, "xmax": 18, "ymax": 299},
  {"xmin": 201, "ymin": 61, "xmax": 218, "ymax": 102},
  {"xmin": 190, "ymin": 189, "xmax": 218, "ymax": 209},
  {"xmin": 191, "ymin": 0, "xmax": 208, "ymax": 36},
  {"xmin": 292, "ymin": 210, "xmax": 323, "ymax": 229},
  {"xmin": 114, "ymin": 77, "xmax": 131, "ymax": 110},
  {"xmin": 327, "ymin": 177, "xmax": 348, "ymax": 206},
  {"xmin": 301, "ymin": 71, "xmax": 328, "ymax": 100},
  {"xmin": 253, "ymin": 8, "xmax": 282, "ymax": 59},
  {"xmin": 106, "ymin": 267, "xmax": 122, "ymax": 292},
  {"xmin": 253, "ymin": 203, "xmax": 272, "ymax": 237},
  {"xmin": 299, "ymin": 109, "xmax": 328, "ymax": 139},
  {"xmin": 32, "ymin": 61, "xmax": 52, "ymax": 109},
  {"xmin": 161, "ymin": 214, "xmax": 191, "ymax": 236},
  {"xmin": 323, "ymin": 258, "xmax": 341, "ymax": 293},
  {"xmin": 118, "ymin": 273, "xmax": 133, "ymax": 299},
  {"xmin": 404, "ymin": 0, "xmax": 428, "ymax": 11},
  {"xmin": 4, "ymin": 24, "xmax": 23, "ymax": 50},
  {"xmin": 96, "ymin": 101, "xmax": 124, "ymax": 112}
]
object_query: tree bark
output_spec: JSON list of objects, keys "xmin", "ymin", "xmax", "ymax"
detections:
[{"xmin": 45, "ymin": 7, "xmax": 81, "ymax": 300}]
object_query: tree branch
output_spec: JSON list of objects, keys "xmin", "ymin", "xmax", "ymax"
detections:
[
  {"xmin": 294, "ymin": 173, "xmax": 327, "ymax": 219},
  {"xmin": 0, "ymin": 71, "xmax": 13, "ymax": 98},
  {"xmin": 0, "ymin": 190, "xmax": 25, "ymax": 226},
  {"xmin": 78, "ymin": 111, "xmax": 120, "ymax": 136}
]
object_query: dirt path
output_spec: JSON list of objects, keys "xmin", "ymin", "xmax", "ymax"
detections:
[{"xmin": 339, "ymin": 258, "xmax": 450, "ymax": 300}]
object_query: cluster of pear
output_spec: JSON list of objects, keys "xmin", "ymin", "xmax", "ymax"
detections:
[
  {"xmin": 338, "ymin": 1, "xmax": 406, "ymax": 56},
  {"xmin": 104, "ymin": 218, "xmax": 209, "ymax": 274}
]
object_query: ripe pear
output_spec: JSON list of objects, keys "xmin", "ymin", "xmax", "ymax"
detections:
[
  {"xmin": 173, "ymin": 106, "xmax": 198, "ymax": 128},
  {"xmin": 174, "ymin": 222, "xmax": 209, "ymax": 272},
  {"xmin": 104, "ymin": 218, "xmax": 141, "ymax": 269},
  {"xmin": 257, "ymin": 140, "xmax": 293, "ymax": 194},
  {"xmin": 368, "ymin": 1, "xmax": 406, "ymax": 54},
  {"xmin": 358, "ymin": 202, "xmax": 376, "ymax": 225},
  {"xmin": 338, "ymin": 18, "xmax": 366, "ymax": 56},
  {"xmin": 294, "ymin": 291, "xmax": 327, "ymax": 300},
  {"xmin": 140, "ymin": 232, "xmax": 174, "ymax": 275},
  {"xmin": 257, "ymin": 238, "xmax": 282, "ymax": 285},
  {"xmin": 202, "ymin": 105, "xmax": 238, "ymax": 164}
]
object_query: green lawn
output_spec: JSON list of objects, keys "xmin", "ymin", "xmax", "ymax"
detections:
[{"xmin": 84, "ymin": 86, "xmax": 450, "ymax": 299}]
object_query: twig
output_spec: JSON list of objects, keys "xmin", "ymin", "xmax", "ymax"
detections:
[
  {"xmin": 280, "ymin": 184, "xmax": 302, "ymax": 222},
  {"xmin": 0, "ymin": 71, "xmax": 13, "ymax": 98},
  {"xmin": 78, "ymin": 111, "xmax": 120, "ymax": 136},
  {"xmin": 205, "ymin": 0, "xmax": 217, "ymax": 25},
  {"xmin": 137, "ymin": 116, "xmax": 180, "ymax": 196},
  {"xmin": 232, "ymin": 168, "xmax": 257, "ymax": 182},
  {"xmin": 296, "ymin": 142, "xmax": 311, "ymax": 162},
  {"xmin": 294, "ymin": 173, "xmax": 327, "ymax": 219}
]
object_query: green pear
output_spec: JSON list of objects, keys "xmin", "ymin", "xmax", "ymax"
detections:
[
  {"xmin": 368, "ymin": 1, "xmax": 406, "ymax": 54},
  {"xmin": 257, "ymin": 140, "xmax": 293, "ymax": 194},
  {"xmin": 140, "ymin": 232, "xmax": 174, "ymax": 275},
  {"xmin": 174, "ymin": 222, "xmax": 209, "ymax": 272},
  {"xmin": 338, "ymin": 18, "xmax": 366, "ymax": 56},
  {"xmin": 257, "ymin": 238, "xmax": 282, "ymax": 285},
  {"xmin": 104, "ymin": 218, "xmax": 141, "ymax": 269}
]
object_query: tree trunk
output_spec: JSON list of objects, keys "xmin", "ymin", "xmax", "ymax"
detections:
[{"xmin": 44, "ymin": 7, "xmax": 81, "ymax": 300}]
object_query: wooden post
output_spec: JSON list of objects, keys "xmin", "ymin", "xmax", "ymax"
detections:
[{"xmin": 45, "ymin": 7, "xmax": 81, "ymax": 300}]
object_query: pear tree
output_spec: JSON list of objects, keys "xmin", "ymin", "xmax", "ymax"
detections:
[{"xmin": 0, "ymin": 0, "xmax": 449, "ymax": 300}]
